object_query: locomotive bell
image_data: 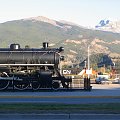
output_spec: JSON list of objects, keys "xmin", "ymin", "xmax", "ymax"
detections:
[{"xmin": 43, "ymin": 42, "xmax": 49, "ymax": 49}]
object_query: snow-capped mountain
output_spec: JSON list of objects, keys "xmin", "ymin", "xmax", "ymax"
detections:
[{"xmin": 95, "ymin": 19, "xmax": 120, "ymax": 33}]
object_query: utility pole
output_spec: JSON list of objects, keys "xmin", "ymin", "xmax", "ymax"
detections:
[
  {"xmin": 88, "ymin": 45, "xmax": 90, "ymax": 79},
  {"xmin": 84, "ymin": 45, "xmax": 92, "ymax": 91}
]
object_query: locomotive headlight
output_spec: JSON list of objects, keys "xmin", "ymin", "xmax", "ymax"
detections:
[
  {"xmin": 60, "ymin": 56, "xmax": 64, "ymax": 61},
  {"xmin": 59, "ymin": 47, "xmax": 64, "ymax": 52}
]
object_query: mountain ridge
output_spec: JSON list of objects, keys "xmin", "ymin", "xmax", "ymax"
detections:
[{"xmin": 0, "ymin": 16, "xmax": 120, "ymax": 64}]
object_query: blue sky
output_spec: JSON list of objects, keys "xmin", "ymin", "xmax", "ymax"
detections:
[{"xmin": 0, "ymin": 0, "xmax": 120, "ymax": 27}]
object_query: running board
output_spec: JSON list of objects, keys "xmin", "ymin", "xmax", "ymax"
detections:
[{"xmin": 0, "ymin": 64, "xmax": 54, "ymax": 66}]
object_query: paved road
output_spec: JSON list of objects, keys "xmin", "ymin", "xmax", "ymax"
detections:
[
  {"xmin": 0, "ymin": 84, "xmax": 119, "ymax": 104},
  {"xmin": 0, "ymin": 84, "xmax": 120, "ymax": 120},
  {"xmin": 0, "ymin": 114, "xmax": 120, "ymax": 120}
]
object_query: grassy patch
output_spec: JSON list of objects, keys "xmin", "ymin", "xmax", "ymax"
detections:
[{"xmin": 0, "ymin": 103, "xmax": 120, "ymax": 113}]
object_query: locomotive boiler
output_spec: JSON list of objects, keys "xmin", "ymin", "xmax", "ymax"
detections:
[{"xmin": 0, "ymin": 42, "xmax": 71, "ymax": 91}]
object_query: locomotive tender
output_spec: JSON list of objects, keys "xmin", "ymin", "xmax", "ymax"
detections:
[{"xmin": 0, "ymin": 42, "xmax": 71, "ymax": 91}]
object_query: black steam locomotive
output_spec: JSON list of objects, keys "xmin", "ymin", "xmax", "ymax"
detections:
[{"xmin": 0, "ymin": 42, "xmax": 71, "ymax": 91}]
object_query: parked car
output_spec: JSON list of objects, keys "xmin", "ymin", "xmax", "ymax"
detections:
[
  {"xmin": 112, "ymin": 78, "xmax": 120, "ymax": 84},
  {"xmin": 95, "ymin": 77, "xmax": 102, "ymax": 84},
  {"xmin": 100, "ymin": 79, "xmax": 112, "ymax": 84},
  {"xmin": 95, "ymin": 77, "xmax": 112, "ymax": 84}
]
